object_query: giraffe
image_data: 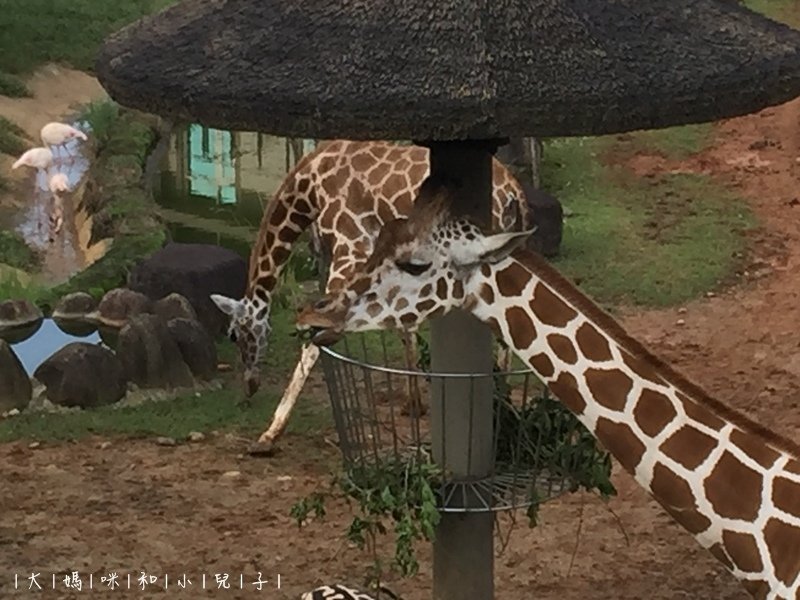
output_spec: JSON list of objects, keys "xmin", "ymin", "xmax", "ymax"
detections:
[
  {"xmin": 301, "ymin": 584, "xmax": 397, "ymax": 600},
  {"xmin": 210, "ymin": 140, "xmax": 532, "ymax": 453},
  {"xmin": 296, "ymin": 177, "xmax": 800, "ymax": 599}
]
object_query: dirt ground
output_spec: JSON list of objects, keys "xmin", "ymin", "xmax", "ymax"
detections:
[{"xmin": 1, "ymin": 97, "xmax": 799, "ymax": 599}]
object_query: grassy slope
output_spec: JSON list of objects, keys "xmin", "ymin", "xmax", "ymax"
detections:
[
  {"xmin": 543, "ymin": 130, "xmax": 755, "ymax": 308},
  {"xmin": 0, "ymin": 0, "xmax": 175, "ymax": 76},
  {"xmin": 742, "ymin": 0, "xmax": 799, "ymax": 26}
]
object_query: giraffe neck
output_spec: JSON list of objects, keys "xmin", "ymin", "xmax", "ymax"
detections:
[
  {"xmin": 467, "ymin": 250, "xmax": 800, "ymax": 599},
  {"xmin": 248, "ymin": 139, "xmax": 529, "ymax": 305},
  {"xmin": 246, "ymin": 147, "xmax": 325, "ymax": 304}
]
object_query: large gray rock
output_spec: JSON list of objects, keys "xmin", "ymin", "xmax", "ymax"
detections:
[
  {"xmin": 152, "ymin": 293, "xmax": 197, "ymax": 322},
  {"xmin": 127, "ymin": 242, "xmax": 247, "ymax": 336},
  {"xmin": 52, "ymin": 292, "xmax": 98, "ymax": 320},
  {"xmin": 33, "ymin": 343, "xmax": 127, "ymax": 408},
  {"xmin": 117, "ymin": 314, "xmax": 194, "ymax": 389},
  {"xmin": 0, "ymin": 299, "xmax": 43, "ymax": 330},
  {"xmin": 0, "ymin": 340, "xmax": 31, "ymax": 411},
  {"xmin": 167, "ymin": 318, "xmax": 217, "ymax": 380},
  {"xmin": 94, "ymin": 288, "xmax": 153, "ymax": 328},
  {"xmin": 522, "ymin": 180, "xmax": 563, "ymax": 258}
]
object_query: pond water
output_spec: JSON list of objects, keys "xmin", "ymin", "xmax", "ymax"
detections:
[
  {"xmin": 152, "ymin": 125, "xmax": 315, "ymax": 258},
  {"xmin": 0, "ymin": 318, "xmax": 121, "ymax": 376},
  {"xmin": 0, "ymin": 119, "xmax": 95, "ymax": 285}
]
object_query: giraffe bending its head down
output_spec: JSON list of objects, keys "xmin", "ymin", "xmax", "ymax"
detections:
[
  {"xmin": 211, "ymin": 140, "xmax": 531, "ymax": 398},
  {"xmin": 297, "ymin": 177, "xmax": 800, "ymax": 599}
]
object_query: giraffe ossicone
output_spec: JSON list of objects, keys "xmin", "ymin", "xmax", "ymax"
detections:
[{"xmin": 297, "ymin": 180, "xmax": 800, "ymax": 599}]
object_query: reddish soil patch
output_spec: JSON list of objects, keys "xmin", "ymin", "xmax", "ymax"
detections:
[{"xmin": 2, "ymin": 98, "xmax": 799, "ymax": 599}]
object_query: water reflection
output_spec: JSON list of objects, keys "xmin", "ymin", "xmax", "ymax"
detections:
[
  {"xmin": 0, "ymin": 318, "xmax": 108, "ymax": 376},
  {"xmin": 8, "ymin": 119, "xmax": 94, "ymax": 284},
  {"xmin": 155, "ymin": 124, "xmax": 315, "ymax": 256}
]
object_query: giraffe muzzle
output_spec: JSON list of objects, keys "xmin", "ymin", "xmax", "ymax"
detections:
[
  {"xmin": 309, "ymin": 326, "xmax": 343, "ymax": 347},
  {"xmin": 244, "ymin": 368, "xmax": 260, "ymax": 397}
]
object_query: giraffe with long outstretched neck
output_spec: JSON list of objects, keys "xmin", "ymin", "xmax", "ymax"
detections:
[
  {"xmin": 296, "ymin": 177, "xmax": 800, "ymax": 599},
  {"xmin": 210, "ymin": 140, "xmax": 533, "ymax": 453}
]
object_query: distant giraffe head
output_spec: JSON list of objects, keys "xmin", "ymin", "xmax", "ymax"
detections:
[
  {"xmin": 296, "ymin": 175, "xmax": 535, "ymax": 343},
  {"xmin": 210, "ymin": 294, "xmax": 271, "ymax": 396}
]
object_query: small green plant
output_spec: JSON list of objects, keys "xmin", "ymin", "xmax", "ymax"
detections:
[
  {"xmin": 0, "ymin": 116, "xmax": 29, "ymax": 156},
  {"xmin": 0, "ymin": 269, "xmax": 46, "ymax": 303},
  {"xmin": 0, "ymin": 72, "xmax": 31, "ymax": 98},
  {"xmin": 291, "ymin": 455, "xmax": 442, "ymax": 579},
  {"xmin": 0, "ymin": 230, "xmax": 39, "ymax": 270},
  {"xmin": 79, "ymin": 100, "xmax": 121, "ymax": 150}
]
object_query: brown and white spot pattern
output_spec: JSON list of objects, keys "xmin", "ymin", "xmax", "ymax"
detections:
[{"xmin": 468, "ymin": 255, "xmax": 800, "ymax": 598}]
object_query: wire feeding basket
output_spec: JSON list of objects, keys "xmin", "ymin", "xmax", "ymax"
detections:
[{"xmin": 318, "ymin": 331, "xmax": 614, "ymax": 514}]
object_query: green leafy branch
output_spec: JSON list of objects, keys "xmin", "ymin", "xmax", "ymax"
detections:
[{"xmin": 291, "ymin": 455, "xmax": 441, "ymax": 578}]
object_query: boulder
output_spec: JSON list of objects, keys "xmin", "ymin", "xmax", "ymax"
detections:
[
  {"xmin": 127, "ymin": 242, "xmax": 247, "ymax": 336},
  {"xmin": 522, "ymin": 180, "xmax": 563, "ymax": 258},
  {"xmin": 33, "ymin": 342, "xmax": 127, "ymax": 408},
  {"xmin": 152, "ymin": 293, "xmax": 197, "ymax": 322},
  {"xmin": 166, "ymin": 318, "xmax": 217, "ymax": 380},
  {"xmin": 94, "ymin": 288, "xmax": 153, "ymax": 328},
  {"xmin": 117, "ymin": 314, "xmax": 194, "ymax": 389},
  {"xmin": 0, "ymin": 299, "xmax": 43, "ymax": 330},
  {"xmin": 52, "ymin": 292, "xmax": 98, "ymax": 320},
  {"xmin": 0, "ymin": 340, "xmax": 31, "ymax": 411}
]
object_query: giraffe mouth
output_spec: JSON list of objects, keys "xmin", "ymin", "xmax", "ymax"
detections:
[
  {"xmin": 296, "ymin": 306, "xmax": 344, "ymax": 346},
  {"xmin": 309, "ymin": 326, "xmax": 343, "ymax": 346},
  {"xmin": 294, "ymin": 321, "xmax": 343, "ymax": 346}
]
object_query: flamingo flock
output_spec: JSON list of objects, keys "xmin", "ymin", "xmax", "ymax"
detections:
[{"xmin": 9, "ymin": 121, "xmax": 89, "ymax": 242}]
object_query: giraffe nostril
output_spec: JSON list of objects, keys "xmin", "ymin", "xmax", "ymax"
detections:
[{"xmin": 314, "ymin": 298, "xmax": 331, "ymax": 310}]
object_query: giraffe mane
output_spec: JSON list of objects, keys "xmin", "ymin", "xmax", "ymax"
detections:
[
  {"xmin": 362, "ymin": 187, "xmax": 455, "ymax": 270},
  {"xmin": 246, "ymin": 140, "xmax": 340, "ymax": 293},
  {"xmin": 511, "ymin": 249, "xmax": 800, "ymax": 459}
]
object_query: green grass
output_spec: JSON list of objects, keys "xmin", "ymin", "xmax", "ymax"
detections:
[
  {"xmin": 0, "ymin": 299, "xmax": 332, "ymax": 443},
  {"xmin": 743, "ymin": 0, "xmax": 799, "ymax": 26},
  {"xmin": 543, "ymin": 136, "xmax": 755, "ymax": 308},
  {"xmin": 79, "ymin": 99, "xmax": 121, "ymax": 149},
  {"xmin": 0, "ymin": 230, "xmax": 38, "ymax": 270},
  {"xmin": 0, "ymin": 268, "xmax": 48, "ymax": 302},
  {"xmin": 614, "ymin": 123, "xmax": 713, "ymax": 160},
  {"xmin": 0, "ymin": 0, "xmax": 176, "ymax": 76},
  {"xmin": 0, "ymin": 376, "xmax": 330, "ymax": 444},
  {"xmin": 0, "ymin": 72, "xmax": 31, "ymax": 97},
  {"xmin": 0, "ymin": 115, "xmax": 29, "ymax": 156}
]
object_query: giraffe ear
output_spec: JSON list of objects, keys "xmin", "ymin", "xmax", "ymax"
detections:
[
  {"xmin": 464, "ymin": 228, "xmax": 537, "ymax": 266},
  {"xmin": 210, "ymin": 294, "xmax": 245, "ymax": 318}
]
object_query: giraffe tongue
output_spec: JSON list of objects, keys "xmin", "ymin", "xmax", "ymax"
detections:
[{"xmin": 310, "ymin": 327, "xmax": 342, "ymax": 347}]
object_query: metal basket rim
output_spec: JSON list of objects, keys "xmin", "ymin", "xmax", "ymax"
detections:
[{"xmin": 318, "ymin": 344, "xmax": 535, "ymax": 379}]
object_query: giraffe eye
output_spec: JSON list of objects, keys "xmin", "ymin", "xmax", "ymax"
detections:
[
  {"xmin": 229, "ymin": 329, "xmax": 238, "ymax": 343},
  {"xmin": 395, "ymin": 260, "xmax": 432, "ymax": 276}
]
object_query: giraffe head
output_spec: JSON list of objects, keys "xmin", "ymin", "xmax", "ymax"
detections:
[
  {"xmin": 297, "ymin": 176, "xmax": 536, "ymax": 344},
  {"xmin": 210, "ymin": 293, "xmax": 272, "ymax": 396}
]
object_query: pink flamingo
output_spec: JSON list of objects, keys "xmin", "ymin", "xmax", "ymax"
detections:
[
  {"xmin": 40, "ymin": 122, "xmax": 88, "ymax": 160},
  {"xmin": 12, "ymin": 147, "xmax": 53, "ymax": 173}
]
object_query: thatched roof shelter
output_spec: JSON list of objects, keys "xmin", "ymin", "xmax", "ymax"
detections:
[{"xmin": 95, "ymin": 0, "xmax": 800, "ymax": 140}]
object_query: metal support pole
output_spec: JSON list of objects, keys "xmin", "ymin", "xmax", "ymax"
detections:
[{"xmin": 418, "ymin": 139, "xmax": 503, "ymax": 600}]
